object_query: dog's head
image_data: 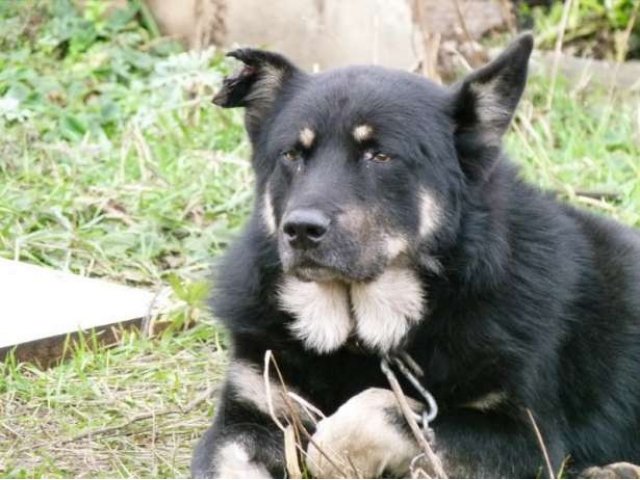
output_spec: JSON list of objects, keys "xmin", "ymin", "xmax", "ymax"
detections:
[{"xmin": 214, "ymin": 35, "xmax": 533, "ymax": 284}]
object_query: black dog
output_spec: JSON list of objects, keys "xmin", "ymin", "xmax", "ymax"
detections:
[{"xmin": 192, "ymin": 34, "xmax": 640, "ymax": 478}]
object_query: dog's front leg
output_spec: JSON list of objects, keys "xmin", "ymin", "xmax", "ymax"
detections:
[
  {"xmin": 191, "ymin": 361, "xmax": 290, "ymax": 479},
  {"xmin": 191, "ymin": 389, "xmax": 284, "ymax": 478},
  {"xmin": 307, "ymin": 388, "xmax": 566, "ymax": 479},
  {"xmin": 306, "ymin": 388, "xmax": 423, "ymax": 478}
]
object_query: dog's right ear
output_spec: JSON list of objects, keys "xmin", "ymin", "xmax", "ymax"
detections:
[
  {"xmin": 213, "ymin": 49, "xmax": 302, "ymax": 138},
  {"xmin": 450, "ymin": 34, "xmax": 533, "ymax": 180}
]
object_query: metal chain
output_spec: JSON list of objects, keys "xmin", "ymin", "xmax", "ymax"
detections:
[{"xmin": 383, "ymin": 350, "xmax": 438, "ymax": 439}]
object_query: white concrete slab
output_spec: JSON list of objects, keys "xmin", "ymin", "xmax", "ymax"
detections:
[{"xmin": 0, "ymin": 258, "xmax": 156, "ymax": 349}]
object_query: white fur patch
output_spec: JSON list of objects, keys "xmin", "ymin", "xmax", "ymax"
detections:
[
  {"xmin": 384, "ymin": 235, "xmax": 408, "ymax": 259},
  {"xmin": 468, "ymin": 77, "xmax": 518, "ymax": 144},
  {"xmin": 464, "ymin": 391, "xmax": 507, "ymax": 412},
  {"xmin": 336, "ymin": 206, "xmax": 366, "ymax": 231},
  {"xmin": 245, "ymin": 67, "xmax": 283, "ymax": 108},
  {"xmin": 215, "ymin": 442, "xmax": 272, "ymax": 479},
  {"xmin": 243, "ymin": 67, "xmax": 286, "ymax": 132},
  {"xmin": 351, "ymin": 268, "xmax": 425, "ymax": 352},
  {"xmin": 227, "ymin": 361, "xmax": 316, "ymax": 426},
  {"xmin": 228, "ymin": 362, "xmax": 286, "ymax": 417},
  {"xmin": 279, "ymin": 277, "xmax": 352, "ymax": 354},
  {"xmin": 418, "ymin": 188, "xmax": 442, "ymax": 238},
  {"xmin": 261, "ymin": 186, "xmax": 277, "ymax": 235},
  {"xmin": 306, "ymin": 388, "xmax": 420, "ymax": 478},
  {"xmin": 470, "ymin": 78, "xmax": 511, "ymax": 129},
  {"xmin": 353, "ymin": 124, "xmax": 373, "ymax": 142},
  {"xmin": 299, "ymin": 127, "xmax": 315, "ymax": 148}
]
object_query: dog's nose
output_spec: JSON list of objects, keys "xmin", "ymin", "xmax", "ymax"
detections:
[{"xmin": 282, "ymin": 209, "xmax": 330, "ymax": 249}]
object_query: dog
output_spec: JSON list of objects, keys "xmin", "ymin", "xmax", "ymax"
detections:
[{"xmin": 191, "ymin": 34, "xmax": 640, "ymax": 478}]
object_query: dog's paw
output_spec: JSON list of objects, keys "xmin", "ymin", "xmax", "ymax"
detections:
[
  {"xmin": 305, "ymin": 388, "xmax": 421, "ymax": 478},
  {"xmin": 581, "ymin": 462, "xmax": 640, "ymax": 479}
]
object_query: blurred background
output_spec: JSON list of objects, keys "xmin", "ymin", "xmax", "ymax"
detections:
[
  {"xmin": 61, "ymin": 0, "xmax": 640, "ymax": 78},
  {"xmin": 1, "ymin": 0, "xmax": 639, "ymax": 477}
]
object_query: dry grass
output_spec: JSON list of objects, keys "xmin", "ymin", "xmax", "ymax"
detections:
[{"xmin": 1, "ymin": 325, "xmax": 227, "ymax": 478}]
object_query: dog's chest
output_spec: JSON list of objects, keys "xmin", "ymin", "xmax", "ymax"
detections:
[{"xmin": 278, "ymin": 268, "xmax": 427, "ymax": 355}]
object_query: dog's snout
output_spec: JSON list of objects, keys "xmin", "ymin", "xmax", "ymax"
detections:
[{"xmin": 282, "ymin": 209, "xmax": 330, "ymax": 249}]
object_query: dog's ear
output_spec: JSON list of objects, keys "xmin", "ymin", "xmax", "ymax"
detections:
[
  {"xmin": 213, "ymin": 49, "xmax": 302, "ymax": 139},
  {"xmin": 451, "ymin": 34, "xmax": 533, "ymax": 178}
]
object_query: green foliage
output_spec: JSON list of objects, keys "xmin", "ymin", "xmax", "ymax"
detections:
[
  {"xmin": 0, "ymin": 0, "xmax": 248, "ymax": 286},
  {"xmin": 0, "ymin": 4, "xmax": 241, "ymax": 475},
  {"xmin": 507, "ymin": 76, "xmax": 640, "ymax": 228},
  {"xmin": 528, "ymin": 0, "xmax": 640, "ymax": 60}
]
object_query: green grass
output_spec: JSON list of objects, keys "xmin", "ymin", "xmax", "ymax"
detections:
[
  {"xmin": 0, "ymin": 1, "xmax": 245, "ymax": 476},
  {"xmin": 1, "ymin": 1, "xmax": 639, "ymax": 478},
  {"xmin": 509, "ymin": 77, "xmax": 640, "ymax": 227},
  {"xmin": 1, "ymin": 326, "xmax": 227, "ymax": 478}
]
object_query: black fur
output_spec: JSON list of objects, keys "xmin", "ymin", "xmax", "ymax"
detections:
[{"xmin": 192, "ymin": 34, "xmax": 640, "ymax": 478}]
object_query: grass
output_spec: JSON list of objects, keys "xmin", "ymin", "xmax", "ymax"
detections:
[
  {"xmin": 1, "ymin": 1, "xmax": 639, "ymax": 478},
  {"xmin": 1, "ymin": 327, "xmax": 227, "ymax": 478}
]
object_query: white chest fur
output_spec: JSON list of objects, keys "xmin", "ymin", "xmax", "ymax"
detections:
[{"xmin": 278, "ymin": 268, "xmax": 426, "ymax": 354}]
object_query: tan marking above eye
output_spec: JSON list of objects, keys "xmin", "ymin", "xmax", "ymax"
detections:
[
  {"xmin": 353, "ymin": 124, "xmax": 373, "ymax": 142},
  {"xmin": 299, "ymin": 127, "xmax": 315, "ymax": 148}
]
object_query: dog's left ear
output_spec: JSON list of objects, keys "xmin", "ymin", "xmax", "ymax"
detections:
[
  {"xmin": 213, "ymin": 49, "xmax": 303, "ymax": 139},
  {"xmin": 451, "ymin": 33, "xmax": 533, "ymax": 177}
]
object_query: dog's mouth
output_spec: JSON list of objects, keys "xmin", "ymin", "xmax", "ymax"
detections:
[
  {"xmin": 292, "ymin": 265, "xmax": 342, "ymax": 282},
  {"xmin": 279, "ymin": 236, "xmax": 392, "ymax": 283},
  {"xmin": 282, "ymin": 254, "xmax": 385, "ymax": 283},
  {"xmin": 285, "ymin": 259, "xmax": 344, "ymax": 282}
]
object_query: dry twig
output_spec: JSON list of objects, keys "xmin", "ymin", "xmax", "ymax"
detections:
[
  {"xmin": 526, "ymin": 409, "xmax": 555, "ymax": 479},
  {"xmin": 411, "ymin": 0, "xmax": 442, "ymax": 83},
  {"xmin": 53, "ymin": 383, "xmax": 219, "ymax": 447},
  {"xmin": 381, "ymin": 359, "xmax": 447, "ymax": 479},
  {"xmin": 284, "ymin": 425, "xmax": 303, "ymax": 479},
  {"xmin": 452, "ymin": 0, "xmax": 485, "ymax": 68},
  {"xmin": 546, "ymin": 0, "xmax": 574, "ymax": 110},
  {"xmin": 263, "ymin": 350, "xmax": 349, "ymax": 478},
  {"xmin": 616, "ymin": 0, "xmax": 640, "ymax": 64}
]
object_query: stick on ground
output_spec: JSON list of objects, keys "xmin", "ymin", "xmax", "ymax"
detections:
[{"xmin": 381, "ymin": 359, "xmax": 447, "ymax": 479}]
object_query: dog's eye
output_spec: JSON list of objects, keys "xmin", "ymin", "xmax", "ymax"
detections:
[
  {"xmin": 363, "ymin": 150, "xmax": 391, "ymax": 163},
  {"xmin": 282, "ymin": 150, "xmax": 300, "ymax": 162}
]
